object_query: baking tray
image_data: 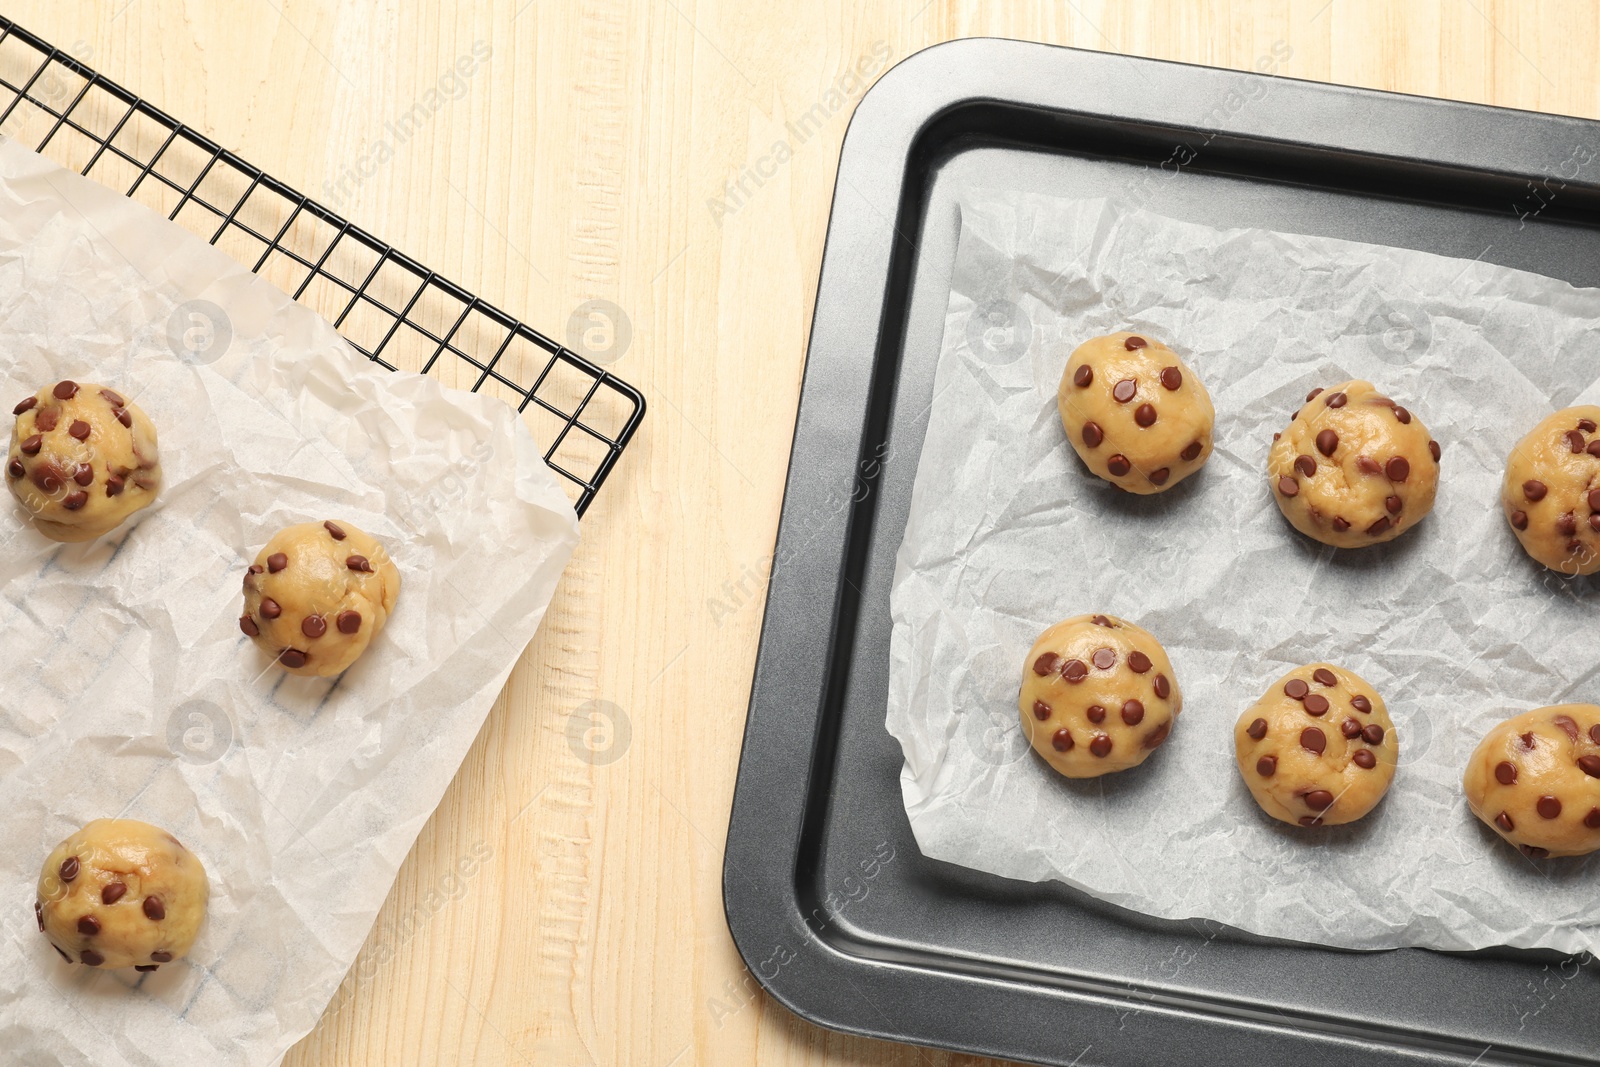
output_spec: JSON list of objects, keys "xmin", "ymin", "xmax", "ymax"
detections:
[
  {"xmin": 0, "ymin": 16, "xmax": 643, "ymax": 516},
  {"xmin": 725, "ymin": 38, "xmax": 1600, "ymax": 1067}
]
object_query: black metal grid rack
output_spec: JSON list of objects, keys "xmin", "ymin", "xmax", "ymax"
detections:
[{"xmin": 0, "ymin": 17, "xmax": 643, "ymax": 516}]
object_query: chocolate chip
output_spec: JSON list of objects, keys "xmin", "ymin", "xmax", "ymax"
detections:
[
  {"xmin": 73, "ymin": 463, "xmax": 92, "ymax": 486},
  {"xmin": 1148, "ymin": 467, "xmax": 1170, "ymax": 485},
  {"xmin": 1557, "ymin": 513, "xmax": 1578, "ymax": 537},
  {"xmin": 1591, "ymin": 441, "xmax": 1600, "ymax": 458},
  {"xmin": 1143, "ymin": 721, "xmax": 1171, "ymax": 749},
  {"xmin": 1301, "ymin": 727, "xmax": 1326, "ymax": 754},
  {"xmin": 1033, "ymin": 652, "xmax": 1062, "ymax": 676},
  {"xmin": 1299, "ymin": 816, "xmax": 1323, "ymax": 827},
  {"xmin": 302, "ymin": 615, "xmax": 327, "ymax": 638},
  {"xmin": 1274, "ymin": 432, "xmax": 1281, "ymax": 441},
  {"xmin": 1362, "ymin": 723, "xmax": 1385, "ymax": 745},
  {"xmin": 105, "ymin": 475, "xmax": 124, "ymax": 497},
  {"xmin": 1385, "ymin": 457, "xmax": 1410, "ymax": 482},
  {"xmin": 1521, "ymin": 731, "xmax": 1537, "ymax": 750},
  {"xmin": 1257, "ymin": 755, "xmax": 1277, "ymax": 777},
  {"xmin": 1382, "ymin": 497, "xmax": 1404, "ymax": 518},
  {"xmin": 1062, "ymin": 659, "xmax": 1088, "ymax": 682},
  {"xmin": 1587, "ymin": 488, "xmax": 1600, "ymax": 512},
  {"xmin": 1304, "ymin": 790, "xmax": 1334, "ymax": 810},
  {"xmin": 1357, "ymin": 456, "xmax": 1381, "ymax": 474},
  {"xmin": 1353, "ymin": 749, "xmax": 1377, "ymax": 769},
  {"xmin": 67, "ymin": 420, "xmax": 92, "ymax": 442},
  {"xmin": 267, "ymin": 552, "xmax": 288, "ymax": 573},
  {"xmin": 279, "ymin": 649, "xmax": 308, "ymax": 668},
  {"xmin": 80, "ymin": 949, "xmax": 104, "ymax": 967},
  {"xmin": 1284, "ymin": 679, "xmax": 1310, "ymax": 700},
  {"xmin": 1112, "ymin": 379, "xmax": 1137, "ymax": 404},
  {"xmin": 1429, "ymin": 440, "xmax": 1441, "ymax": 462},
  {"xmin": 1326, "ymin": 392, "xmax": 1347, "ymax": 408},
  {"xmin": 1032, "ymin": 699, "xmax": 1052, "ymax": 721},
  {"xmin": 1124, "ymin": 336, "xmax": 1147, "ymax": 350},
  {"xmin": 1294, "ymin": 454, "xmax": 1317, "ymax": 478},
  {"xmin": 1496, "ymin": 811, "xmax": 1515, "ymax": 832},
  {"xmin": 1135, "ymin": 403, "xmax": 1157, "ymax": 427},
  {"xmin": 117, "ymin": 408, "xmax": 132, "ymax": 428},
  {"xmin": 32, "ymin": 464, "xmax": 61, "ymax": 493},
  {"xmin": 1091, "ymin": 614, "xmax": 1112, "ymax": 627},
  {"xmin": 34, "ymin": 900, "xmax": 43, "ymax": 931},
  {"xmin": 6, "ymin": 459, "xmax": 22, "ymax": 479},
  {"xmin": 150, "ymin": 951, "xmax": 172, "ymax": 963},
  {"xmin": 1553, "ymin": 715, "xmax": 1580, "ymax": 742},
  {"xmin": 135, "ymin": 964, "xmax": 160, "ymax": 973},
  {"xmin": 1568, "ymin": 430, "xmax": 1587, "ymax": 454},
  {"xmin": 1121, "ymin": 700, "xmax": 1145, "ymax": 726},
  {"xmin": 1107, "ymin": 455, "xmax": 1132, "ymax": 477},
  {"xmin": 1087, "ymin": 704, "xmax": 1107, "ymax": 723},
  {"xmin": 60, "ymin": 857, "xmax": 78, "ymax": 882},
  {"xmin": 1496, "ymin": 761, "xmax": 1518, "ymax": 786},
  {"xmin": 1180, "ymin": 440, "xmax": 1202, "ymax": 462},
  {"xmin": 324, "ymin": 520, "xmax": 347, "ymax": 540},
  {"xmin": 1153, "ymin": 673, "xmax": 1171, "ymax": 700},
  {"xmin": 143, "ymin": 896, "xmax": 165, "ymax": 921},
  {"xmin": 1082, "ymin": 422, "xmax": 1104, "ymax": 448},
  {"xmin": 78, "ymin": 915, "xmax": 100, "ymax": 936},
  {"xmin": 100, "ymin": 389, "xmax": 125, "ymax": 407},
  {"xmin": 1588, "ymin": 808, "xmax": 1600, "ymax": 829},
  {"xmin": 1332, "ymin": 517, "xmax": 1350, "ymax": 532},
  {"xmin": 35, "ymin": 408, "xmax": 57, "ymax": 431},
  {"xmin": 1303, "ymin": 694, "xmax": 1330, "ymax": 716},
  {"xmin": 1578, "ymin": 755, "xmax": 1600, "ymax": 778},
  {"xmin": 1305, "ymin": 388, "xmax": 1324, "ymax": 402},
  {"xmin": 21, "ymin": 433, "xmax": 41, "ymax": 455},
  {"xmin": 1312, "ymin": 668, "xmax": 1337, "ymax": 687},
  {"xmin": 1070, "ymin": 364, "xmax": 1094, "ymax": 390},
  {"xmin": 53, "ymin": 381, "xmax": 78, "ymax": 400},
  {"xmin": 1538, "ymin": 796, "xmax": 1563, "ymax": 819},
  {"xmin": 261, "ymin": 597, "xmax": 283, "ymax": 620},
  {"xmin": 1248, "ymin": 718, "xmax": 1268, "ymax": 740},
  {"xmin": 1591, "ymin": 515, "xmax": 1600, "ymax": 533},
  {"xmin": 53, "ymin": 945, "xmax": 71, "ymax": 963},
  {"xmin": 1511, "ymin": 510, "xmax": 1528, "ymax": 530},
  {"xmin": 62, "ymin": 490, "xmax": 87, "ymax": 510},
  {"xmin": 1052, "ymin": 728, "xmax": 1073, "ymax": 752},
  {"xmin": 1314, "ymin": 429, "xmax": 1338, "ymax": 456},
  {"xmin": 13, "ymin": 396, "xmax": 37, "ymax": 415},
  {"xmin": 1394, "ymin": 407, "xmax": 1411, "ymax": 424},
  {"xmin": 1366, "ymin": 516, "xmax": 1392, "ymax": 536},
  {"xmin": 1340, "ymin": 718, "xmax": 1361, "ymax": 739},
  {"xmin": 1278, "ymin": 476, "xmax": 1299, "ymax": 497},
  {"xmin": 1524, "ymin": 479, "xmax": 1548, "ymax": 502},
  {"xmin": 338, "ymin": 610, "xmax": 362, "ymax": 634},
  {"xmin": 1160, "ymin": 367, "xmax": 1182, "ymax": 390},
  {"xmin": 1091, "ymin": 648, "xmax": 1116, "ymax": 670},
  {"xmin": 1089, "ymin": 735, "xmax": 1113, "ymax": 757}
]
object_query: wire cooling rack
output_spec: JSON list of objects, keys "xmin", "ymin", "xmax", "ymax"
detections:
[{"xmin": 0, "ymin": 17, "xmax": 643, "ymax": 516}]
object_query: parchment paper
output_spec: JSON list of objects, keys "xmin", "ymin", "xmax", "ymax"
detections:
[
  {"xmin": 887, "ymin": 190, "xmax": 1600, "ymax": 957},
  {"xmin": 0, "ymin": 140, "xmax": 579, "ymax": 1063}
]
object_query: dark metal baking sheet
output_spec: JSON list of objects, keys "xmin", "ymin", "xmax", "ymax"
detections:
[{"xmin": 724, "ymin": 38, "xmax": 1600, "ymax": 1067}]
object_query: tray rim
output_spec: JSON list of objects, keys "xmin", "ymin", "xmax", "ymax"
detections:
[{"xmin": 724, "ymin": 35, "xmax": 1600, "ymax": 1067}]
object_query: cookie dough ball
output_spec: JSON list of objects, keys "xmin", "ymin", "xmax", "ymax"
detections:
[
  {"xmin": 1058, "ymin": 332, "xmax": 1214, "ymax": 494},
  {"xmin": 240, "ymin": 520, "xmax": 400, "ymax": 677},
  {"xmin": 36, "ymin": 819, "xmax": 207, "ymax": 971},
  {"xmin": 6, "ymin": 381, "xmax": 160, "ymax": 541},
  {"xmin": 1501, "ymin": 407, "xmax": 1600, "ymax": 575},
  {"xmin": 1019, "ymin": 613, "xmax": 1182, "ymax": 777},
  {"xmin": 1268, "ymin": 380, "xmax": 1440, "ymax": 547},
  {"xmin": 1235, "ymin": 663, "xmax": 1398, "ymax": 827},
  {"xmin": 1463, "ymin": 705, "xmax": 1600, "ymax": 859}
]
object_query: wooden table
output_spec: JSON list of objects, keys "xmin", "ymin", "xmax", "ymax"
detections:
[{"xmin": 10, "ymin": 2, "xmax": 1597, "ymax": 1063}]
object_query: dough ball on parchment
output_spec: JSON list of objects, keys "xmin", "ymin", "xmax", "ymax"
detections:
[
  {"xmin": 1463, "ymin": 704, "xmax": 1600, "ymax": 859},
  {"xmin": 1501, "ymin": 406, "xmax": 1600, "ymax": 575}
]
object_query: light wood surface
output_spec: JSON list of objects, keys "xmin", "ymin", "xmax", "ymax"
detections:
[{"xmin": 8, "ymin": 2, "xmax": 1599, "ymax": 1064}]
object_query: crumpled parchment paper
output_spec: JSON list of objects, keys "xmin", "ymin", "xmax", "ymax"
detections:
[
  {"xmin": 887, "ymin": 190, "xmax": 1600, "ymax": 956},
  {"xmin": 0, "ymin": 139, "xmax": 579, "ymax": 1063}
]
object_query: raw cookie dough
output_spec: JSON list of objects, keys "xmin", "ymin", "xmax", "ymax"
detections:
[
  {"xmin": 1268, "ymin": 380, "xmax": 1441, "ymax": 548},
  {"xmin": 6, "ymin": 380, "xmax": 160, "ymax": 541},
  {"xmin": 1500, "ymin": 406, "xmax": 1600, "ymax": 575},
  {"xmin": 37, "ymin": 819, "xmax": 207, "ymax": 971},
  {"xmin": 1019, "ymin": 613, "xmax": 1182, "ymax": 777},
  {"xmin": 240, "ymin": 520, "xmax": 401, "ymax": 677},
  {"xmin": 1234, "ymin": 663, "xmax": 1398, "ymax": 827},
  {"xmin": 1463, "ymin": 704, "xmax": 1600, "ymax": 859},
  {"xmin": 1058, "ymin": 332, "xmax": 1215, "ymax": 494}
]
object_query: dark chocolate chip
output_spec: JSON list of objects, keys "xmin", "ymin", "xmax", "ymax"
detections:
[
  {"xmin": 242, "ymin": 614, "xmax": 261, "ymax": 640},
  {"xmin": 1284, "ymin": 678, "xmax": 1310, "ymax": 700},
  {"xmin": 1143, "ymin": 721, "xmax": 1171, "ymax": 749},
  {"xmin": 1301, "ymin": 727, "xmax": 1326, "ymax": 754},
  {"xmin": 1121, "ymin": 700, "xmax": 1145, "ymax": 726},
  {"xmin": 21, "ymin": 433, "xmax": 41, "ymax": 455},
  {"xmin": 135, "ymin": 964, "xmax": 159, "ymax": 973},
  {"xmin": 68, "ymin": 420, "xmax": 89, "ymax": 441},
  {"xmin": 62, "ymin": 490, "xmax": 87, "ymax": 510},
  {"xmin": 1052, "ymin": 728, "xmax": 1073, "ymax": 752},
  {"xmin": 6, "ymin": 459, "xmax": 22, "ymax": 479},
  {"xmin": 1113, "ymin": 379, "xmax": 1137, "ymax": 403},
  {"xmin": 1312, "ymin": 668, "xmax": 1337, "ymax": 687},
  {"xmin": 1521, "ymin": 731, "xmax": 1537, "ymax": 750},
  {"xmin": 1106, "ymin": 455, "xmax": 1131, "ymax": 477},
  {"xmin": 1149, "ymin": 467, "xmax": 1170, "ymax": 485},
  {"xmin": 1304, "ymin": 789, "xmax": 1334, "ymax": 811},
  {"xmin": 60, "ymin": 857, "xmax": 78, "ymax": 882},
  {"xmin": 1429, "ymin": 440, "xmax": 1441, "ymax": 462},
  {"xmin": 13, "ymin": 395, "xmax": 37, "ymax": 415},
  {"xmin": 1127, "ymin": 651, "xmax": 1152, "ymax": 674},
  {"xmin": 1341, "ymin": 718, "xmax": 1362, "ymax": 739},
  {"xmin": 1591, "ymin": 440, "xmax": 1600, "ymax": 458},
  {"xmin": 78, "ymin": 915, "xmax": 100, "ymax": 936},
  {"xmin": 1257, "ymin": 755, "xmax": 1277, "ymax": 777},
  {"xmin": 105, "ymin": 475, "xmax": 124, "ymax": 497},
  {"xmin": 1567, "ymin": 430, "xmax": 1587, "ymax": 454},
  {"xmin": 1086, "ymin": 704, "xmax": 1107, "ymax": 723},
  {"xmin": 1362, "ymin": 723, "xmax": 1385, "ymax": 745},
  {"xmin": 117, "ymin": 408, "xmax": 132, "ymax": 428},
  {"xmin": 32, "ymin": 464, "xmax": 62, "ymax": 493},
  {"xmin": 1386, "ymin": 495, "xmax": 1403, "ymax": 515},
  {"xmin": 1091, "ymin": 648, "xmax": 1116, "ymax": 670},
  {"xmin": 267, "ymin": 552, "xmax": 288, "ymax": 573},
  {"xmin": 1180, "ymin": 440, "xmax": 1202, "ymax": 462},
  {"xmin": 1578, "ymin": 755, "xmax": 1600, "ymax": 778},
  {"xmin": 80, "ymin": 949, "xmax": 104, "ymax": 967},
  {"xmin": 1089, "ymin": 735, "xmax": 1113, "ymax": 757},
  {"xmin": 73, "ymin": 463, "xmax": 92, "ymax": 486},
  {"xmin": 1135, "ymin": 403, "xmax": 1157, "ymax": 427},
  {"xmin": 1073, "ymin": 364, "xmax": 1093, "ymax": 388},
  {"xmin": 1592, "ymin": 725, "xmax": 1600, "ymax": 745},
  {"xmin": 1511, "ymin": 510, "xmax": 1528, "ymax": 531},
  {"xmin": 35, "ymin": 408, "xmax": 57, "ymax": 431},
  {"xmin": 1303, "ymin": 694, "xmax": 1330, "ymax": 716},
  {"xmin": 1366, "ymin": 516, "xmax": 1392, "ymax": 536},
  {"xmin": 1587, "ymin": 808, "xmax": 1600, "ymax": 829},
  {"xmin": 1353, "ymin": 749, "xmax": 1377, "ymax": 769},
  {"xmin": 143, "ymin": 896, "xmax": 165, "ymax": 921},
  {"xmin": 1091, "ymin": 614, "xmax": 1112, "ymax": 627},
  {"xmin": 1315, "ymin": 429, "xmax": 1338, "ymax": 456},
  {"xmin": 1553, "ymin": 715, "xmax": 1580, "ymax": 742},
  {"xmin": 1385, "ymin": 456, "xmax": 1410, "ymax": 482},
  {"xmin": 1496, "ymin": 761, "xmax": 1518, "ymax": 786},
  {"xmin": 279, "ymin": 649, "xmax": 308, "ymax": 668},
  {"xmin": 259, "ymin": 597, "xmax": 281, "ymax": 619},
  {"xmin": 1294, "ymin": 454, "xmax": 1317, "ymax": 478},
  {"xmin": 324, "ymin": 520, "xmax": 347, "ymax": 540},
  {"xmin": 1521, "ymin": 845, "xmax": 1551, "ymax": 858},
  {"xmin": 1062, "ymin": 659, "xmax": 1088, "ymax": 682},
  {"xmin": 1538, "ymin": 796, "xmax": 1563, "ymax": 820},
  {"xmin": 1033, "ymin": 652, "xmax": 1062, "ymax": 676},
  {"xmin": 1557, "ymin": 513, "xmax": 1578, "ymax": 537},
  {"xmin": 1082, "ymin": 422, "xmax": 1104, "ymax": 448},
  {"xmin": 1278, "ymin": 475, "xmax": 1300, "ymax": 497},
  {"xmin": 1325, "ymin": 392, "xmax": 1347, "ymax": 408},
  {"xmin": 1123, "ymin": 336, "xmax": 1147, "ymax": 350},
  {"xmin": 1032, "ymin": 699, "xmax": 1052, "ymax": 721},
  {"xmin": 150, "ymin": 951, "xmax": 172, "ymax": 963},
  {"xmin": 1590, "ymin": 515, "xmax": 1600, "ymax": 533},
  {"xmin": 1160, "ymin": 367, "xmax": 1182, "ymax": 390},
  {"xmin": 302, "ymin": 615, "xmax": 327, "ymax": 638},
  {"xmin": 1587, "ymin": 488, "xmax": 1600, "ymax": 512},
  {"xmin": 1299, "ymin": 816, "xmax": 1323, "ymax": 827},
  {"xmin": 1394, "ymin": 406, "xmax": 1411, "ymax": 424},
  {"xmin": 1306, "ymin": 388, "xmax": 1324, "ymax": 402},
  {"xmin": 1248, "ymin": 718, "xmax": 1268, "ymax": 740},
  {"xmin": 1496, "ymin": 811, "xmax": 1515, "ymax": 832},
  {"xmin": 1357, "ymin": 455, "xmax": 1382, "ymax": 474},
  {"xmin": 338, "ymin": 610, "xmax": 362, "ymax": 634},
  {"xmin": 1332, "ymin": 517, "xmax": 1350, "ymax": 532},
  {"xmin": 1524, "ymin": 479, "xmax": 1548, "ymax": 502},
  {"xmin": 100, "ymin": 389, "xmax": 124, "ymax": 407},
  {"xmin": 1152, "ymin": 673, "xmax": 1171, "ymax": 700},
  {"xmin": 53, "ymin": 381, "xmax": 78, "ymax": 400}
]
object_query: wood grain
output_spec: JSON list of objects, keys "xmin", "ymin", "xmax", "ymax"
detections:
[{"xmin": 6, "ymin": 2, "xmax": 1597, "ymax": 1063}]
